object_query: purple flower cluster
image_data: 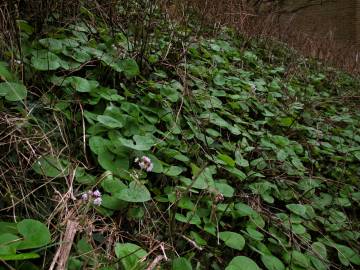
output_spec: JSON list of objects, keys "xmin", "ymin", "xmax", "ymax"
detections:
[
  {"xmin": 135, "ymin": 156, "xmax": 153, "ymax": 172},
  {"xmin": 81, "ymin": 189, "xmax": 102, "ymax": 206}
]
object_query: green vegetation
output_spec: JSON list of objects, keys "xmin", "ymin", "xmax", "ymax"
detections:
[{"xmin": 0, "ymin": 3, "xmax": 359, "ymax": 269}]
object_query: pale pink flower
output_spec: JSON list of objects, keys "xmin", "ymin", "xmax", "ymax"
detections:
[
  {"xmin": 93, "ymin": 190, "xmax": 101, "ymax": 197},
  {"xmin": 146, "ymin": 162, "xmax": 154, "ymax": 172},
  {"xmin": 93, "ymin": 197, "xmax": 102, "ymax": 206},
  {"xmin": 136, "ymin": 156, "xmax": 153, "ymax": 172},
  {"xmin": 142, "ymin": 156, "xmax": 151, "ymax": 164}
]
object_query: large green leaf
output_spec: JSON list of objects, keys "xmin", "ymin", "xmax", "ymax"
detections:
[
  {"xmin": 311, "ymin": 242, "xmax": 327, "ymax": 259},
  {"xmin": 214, "ymin": 182, "xmax": 234, "ymax": 198},
  {"xmin": 98, "ymin": 150, "xmax": 129, "ymax": 174},
  {"xmin": 97, "ymin": 115, "xmax": 124, "ymax": 128},
  {"xmin": 235, "ymin": 203, "xmax": 256, "ymax": 217},
  {"xmin": 246, "ymin": 227, "xmax": 264, "ymax": 241},
  {"xmin": 39, "ymin": 38, "xmax": 63, "ymax": 52},
  {"xmin": 65, "ymin": 48, "xmax": 91, "ymax": 63},
  {"xmin": 101, "ymin": 174, "xmax": 127, "ymax": 194},
  {"xmin": 163, "ymin": 166, "xmax": 183, "ymax": 176},
  {"xmin": 31, "ymin": 50, "xmax": 62, "ymax": 70},
  {"xmin": 89, "ymin": 136, "xmax": 108, "ymax": 155},
  {"xmin": 310, "ymin": 256, "xmax": 328, "ymax": 270},
  {"xmin": 64, "ymin": 76, "xmax": 99, "ymax": 92},
  {"xmin": 118, "ymin": 135, "xmax": 155, "ymax": 151},
  {"xmin": 336, "ymin": 244, "xmax": 360, "ymax": 266},
  {"xmin": 217, "ymin": 153, "xmax": 236, "ymax": 167},
  {"xmin": 101, "ymin": 195, "xmax": 127, "ymax": 210},
  {"xmin": 16, "ymin": 219, "xmax": 51, "ymax": 250},
  {"xmin": 225, "ymin": 167, "xmax": 247, "ymax": 181},
  {"xmin": 75, "ymin": 167, "xmax": 96, "ymax": 185},
  {"xmin": 219, "ymin": 231, "xmax": 245, "ymax": 251},
  {"xmin": 175, "ymin": 212, "xmax": 201, "ymax": 225},
  {"xmin": 32, "ymin": 155, "xmax": 69, "ymax": 178},
  {"xmin": 0, "ymin": 61, "xmax": 15, "ymax": 81},
  {"xmin": 261, "ymin": 255, "xmax": 285, "ymax": 270},
  {"xmin": 116, "ymin": 182, "xmax": 151, "ymax": 202},
  {"xmin": 172, "ymin": 257, "xmax": 192, "ymax": 270},
  {"xmin": 290, "ymin": 250, "xmax": 310, "ymax": 268},
  {"xmin": 226, "ymin": 256, "xmax": 260, "ymax": 270},
  {"xmin": 286, "ymin": 204, "xmax": 307, "ymax": 218},
  {"xmin": 112, "ymin": 58, "xmax": 139, "ymax": 78},
  {"xmin": 191, "ymin": 166, "xmax": 215, "ymax": 189},
  {"xmin": 95, "ymin": 87, "xmax": 124, "ymax": 102},
  {"xmin": 0, "ymin": 233, "xmax": 20, "ymax": 255},
  {"xmin": 0, "ymin": 82, "xmax": 27, "ymax": 101},
  {"xmin": 114, "ymin": 243, "xmax": 147, "ymax": 270},
  {"xmin": 159, "ymin": 80, "xmax": 182, "ymax": 103},
  {"xmin": 0, "ymin": 222, "xmax": 18, "ymax": 235}
]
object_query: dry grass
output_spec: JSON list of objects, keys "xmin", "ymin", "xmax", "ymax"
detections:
[
  {"xmin": 0, "ymin": 1, "xmax": 20, "ymax": 57},
  {"xmin": 2, "ymin": 0, "xmax": 358, "ymax": 74},
  {"xmin": 0, "ymin": 0, "xmax": 122, "ymax": 56},
  {"xmin": 175, "ymin": 0, "xmax": 360, "ymax": 75}
]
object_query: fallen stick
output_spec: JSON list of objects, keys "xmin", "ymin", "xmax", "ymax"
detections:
[
  {"xmin": 146, "ymin": 255, "xmax": 165, "ymax": 270},
  {"xmin": 50, "ymin": 219, "xmax": 79, "ymax": 270}
]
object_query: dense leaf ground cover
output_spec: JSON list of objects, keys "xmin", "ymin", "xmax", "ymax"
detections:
[{"xmin": 0, "ymin": 7, "xmax": 360, "ymax": 270}]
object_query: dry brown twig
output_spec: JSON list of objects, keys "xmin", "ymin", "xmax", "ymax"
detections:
[
  {"xmin": 49, "ymin": 219, "xmax": 79, "ymax": 270},
  {"xmin": 146, "ymin": 255, "xmax": 165, "ymax": 270}
]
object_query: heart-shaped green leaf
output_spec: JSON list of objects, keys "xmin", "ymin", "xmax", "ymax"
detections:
[
  {"xmin": 0, "ymin": 82, "xmax": 27, "ymax": 101},
  {"xmin": 16, "ymin": 219, "xmax": 51, "ymax": 250},
  {"xmin": 0, "ymin": 62, "xmax": 15, "ymax": 81},
  {"xmin": 226, "ymin": 256, "xmax": 260, "ymax": 270},
  {"xmin": 32, "ymin": 155, "xmax": 69, "ymax": 178},
  {"xmin": 64, "ymin": 76, "xmax": 99, "ymax": 92},
  {"xmin": 219, "ymin": 231, "xmax": 245, "ymax": 251},
  {"xmin": 114, "ymin": 243, "xmax": 146, "ymax": 269},
  {"xmin": 39, "ymin": 38, "xmax": 63, "ymax": 52},
  {"xmin": 98, "ymin": 150, "xmax": 129, "ymax": 174},
  {"xmin": 116, "ymin": 182, "xmax": 151, "ymax": 202},
  {"xmin": 118, "ymin": 135, "xmax": 155, "ymax": 151},
  {"xmin": 286, "ymin": 204, "xmax": 307, "ymax": 218},
  {"xmin": 261, "ymin": 255, "xmax": 285, "ymax": 270},
  {"xmin": 0, "ymin": 233, "xmax": 20, "ymax": 255},
  {"xmin": 97, "ymin": 115, "xmax": 124, "ymax": 128},
  {"xmin": 172, "ymin": 257, "xmax": 192, "ymax": 270},
  {"xmin": 31, "ymin": 50, "xmax": 62, "ymax": 70},
  {"xmin": 112, "ymin": 58, "xmax": 139, "ymax": 78}
]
